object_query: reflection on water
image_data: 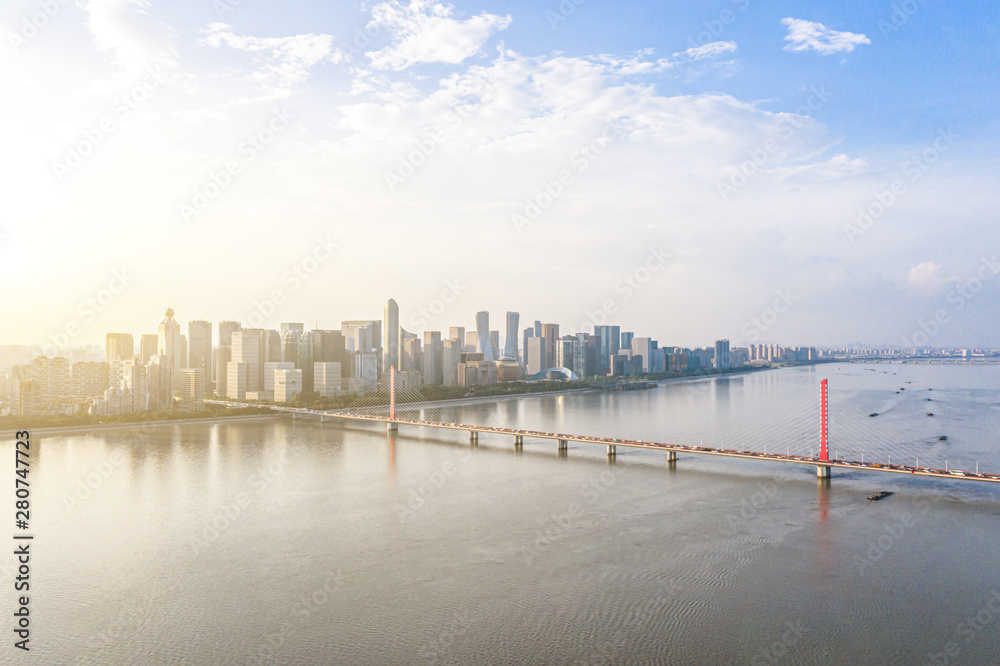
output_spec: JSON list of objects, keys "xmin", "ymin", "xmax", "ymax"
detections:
[{"xmin": 6, "ymin": 363, "xmax": 1000, "ymax": 664}]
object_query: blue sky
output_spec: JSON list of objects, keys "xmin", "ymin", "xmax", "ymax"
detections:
[{"xmin": 1, "ymin": 0, "xmax": 998, "ymax": 350}]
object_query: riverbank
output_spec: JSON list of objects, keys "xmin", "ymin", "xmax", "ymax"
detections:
[{"xmin": 12, "ymin": 414, "xmax": 282, "ymax": 436}]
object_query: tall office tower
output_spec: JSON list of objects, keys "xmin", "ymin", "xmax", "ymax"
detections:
[
  {"xmin": 226, "ymin": 361, "xmax": 248, "ymax": 400},
  {"xmin": 118, "ymin": 358, "xmax": 148, "ymax": 412},
  {"xmin": 139, "ymin": 334, "xmax": 158, "ymax": 363},
  {"xmin": 179, "ymin": 368, "xmax": 206, "ymax": 411},
  {"xmin": 620, "ymin": 331, "xmax": 634, "ymax": 351},
  {"xmin": 315, "ymin": 330, "xmax": 348, "ymax": 377},
  {"xmin": 179, "ymin": 335, "xmax": 188, "ymax": 369},
  {"xmin": 106, "ymin": 333, "xmax": 134, "ymax": 365},
  {"xmin": 264, "ymin": 362, "xmax": 295, "ymax": 400},
  {"xmin": 213, "ymin": 346, "xmax": 231, "ymax": 397},
  {"xmin": 715, "ymin": 339, "xmax": 731, "ymax": 369},
  {"xmin": 442, "ymin": 339, "xmax": 460, "ymax": 386},
  {"xmin": 71, "ymin": 361, "xmax": 110, "ymax": 397},
  {"xmin": 522, "ymin": 328, "xmax": 533, "ymax": 368},
  {"xmin": 147, "ymin": 354, "xmax": 173, "ymax": 409},
  {"xmin": 282, "ymin": 329, "xmax": 300, "ymax": 365},
  {"xmin": 526, "ymin": 337, "xmax": 547, "ymax": 376},
  {"xmin": 218, "ymin": 321, "xmax": 242, "ymax": 348},
  {"xmin": 280, "ymin": 323, "xmax": 304, "ymax": 338},
  {"xmin": 423, "ymin": 331, "xmax": 443, "ymax": 385},
  {"xmin": 541, "ymin": 324, "xmax": 559, "ymax": 372},
  {"xmin": 448, "ymin": 327, "xmax": 465, "ymax": 347},
  {"xmin": 30, "ymin": 356, "xmax": 70, "ymax": 398},
  {"xmin": 464, "ymin": 331, "xmax": 478, "ymax": 351},
  {"xmin": 297, "ymin": 331, "xmax": 316, "ymax": 392},
  {"xmin": 475, "ymin": 311, "xmax": 494, "ymax": 363},
  {"xmin": 314, "ymin": 362, "xmax": 342, "ymax": 398},
  {"xmin": 341, "ymin": 320, "xmax": 381, "ymax": 354},
  {"xmin": 232, "ymin": 329, "xmax": 265, "ymax": 393},
  {"xmin": 573, "ymin": 333, "xmax": 599, "ymax": 377},
  {"xmin": 556, "ymin": 337, "xmax": 574, "ymax": 370},
  {"xmin": 594, "ymin": 325, "xmax": 621, "ymax": 375},
  {"xmin": 384, "ymin": 299, "xmax": 400, "ymax": 374},
  {"xmin": 401, "ymin": 338, "xmax": 422, "ymax": 373},
  {"xmin": 187, "ymin": 321, "xmax": 213, "ymax": 393},
  {"xmin": 490, "ymin": 331, "xmax": 500, "ymax": 361},
  {"xmin": 264, "ymin": 330, "xmax": 282, "ymax": 363},
  {"xmin": 632, "ymin": 337, "xmax": 654, "ymax": 373},
  {"xmin": 534, "ymin": 320, "xmax": 542, "ymax": 337},
  {"xmin": 501, "ymin": 313, "xmax": 519, "ymax": 362},
  {"xmin": 158, "ymin": 308, "xmax": 182, "ymax": 384},
  {"xmin": 274, "ymin": 368, "xmax": 303, "ymax": 402},
  {"xmin": 353, "ymin": 352, "xmax": 378, "ymax": 391}
]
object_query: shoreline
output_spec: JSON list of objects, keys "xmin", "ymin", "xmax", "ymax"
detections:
[{"xmin": 14, "ymin": 414, "xmax": 282, "ymax": 436}]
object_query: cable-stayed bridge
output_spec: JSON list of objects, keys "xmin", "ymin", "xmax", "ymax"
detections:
[{"xmin": 207, "ymin": 370, "xmax": 1000, "ymax": 484}]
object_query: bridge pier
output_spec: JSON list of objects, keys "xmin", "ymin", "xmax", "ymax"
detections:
[
  {"xmin": 515, "ymin": 435, "xmax": 523, "ymax": 451},
  {"xmin": 667, "ymin": 451, "xmax": 677, "ymax": 462},
  {"xmin": 816, "ymin": 465, "xmax": 831, "ymax": 478},
  {"xmin": 607, "ymin": 444, "xmax": 616, "ymax": 457},
  {"xmin": 470, "ymin": 430, "xmax": 479, "ymax": 445},
  {"xmin": 558, "ymin": 439, "xmax": 568, "ymax": 452},
  {"xmin": 387, "ymin": 421, "xmax": 398, "ymax": 432}
]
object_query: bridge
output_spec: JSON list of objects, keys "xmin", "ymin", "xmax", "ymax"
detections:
[{"xmin": 207, "ymin": 370, "xmax": 1000, "ymax": 485}]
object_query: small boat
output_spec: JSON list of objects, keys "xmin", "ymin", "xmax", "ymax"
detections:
[
  {"xmin": 869, "ymin": 412, "xmax": 878, "ymax": 417},
  {"xmin": 927, "ymin": 412, "xmax": 934, "ymax": 416},
  {"xmin": 938, "ymin": 435, "xmax": 948, "ymax": 441},
  {"xmin": 867, "ymin": 491, "xmax": 893, "ymax": 501}
]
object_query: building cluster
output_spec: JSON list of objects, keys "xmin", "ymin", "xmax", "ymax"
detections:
[{"xmin": 1, "ymin": 300, "xmax": 818, "ymax": 417}]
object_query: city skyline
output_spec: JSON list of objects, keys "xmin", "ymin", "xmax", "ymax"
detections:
[{"xmin": 2, "ymin": 1, "xmax": 999, "ymax": 348}]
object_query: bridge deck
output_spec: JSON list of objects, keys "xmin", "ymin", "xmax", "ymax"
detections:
[{"xmin": 205, "ymin": 401, "xmax": 1000, "ymax": 484}]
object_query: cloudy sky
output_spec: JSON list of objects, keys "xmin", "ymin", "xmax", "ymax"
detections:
[{"xmin": 1, "ymin": 0, "xmax": 998, "ymax": 351}]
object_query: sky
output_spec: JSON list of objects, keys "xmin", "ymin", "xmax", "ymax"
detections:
[{"xmin": 1, "ymin": 0, "xmax": 998, "ymax": 352}]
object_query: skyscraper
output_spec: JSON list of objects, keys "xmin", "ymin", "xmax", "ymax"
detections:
[
  {"xmin": 157, "ymin": 308, "xmax": 182, "ymax": 384},
  {"xmin": 522, "ymin": 328, "xmax": 534, "ymax": 369},
  {"xmin": 188, "ymin": 320, "xmax": 212, "ymax": 392},
  {"xmin": 106, "ymin": 333, "xmax": 134, "ymax": 365},
  {"xmin": 280, "ymin": 323, "xmax": 304, "ymax": 338},
  {"xmin": 218, "ymin": 321, "xmax": 242, "ymax": 347},
  {"xmin": 139, "ymin": 334, "xmax": 158, "ymax": 363},
  {"xmin": 502, "ymin": 312, "xmax": 519, "ymax": 362},
  {"xmin": 423, "ymin": 331, "xmax": 443, "ymax": 385},
  {"xmin": 541, "ymin": 323, "xmax": 559, "ymax": 372},
  {"xmin": 384, "ymin": 299, "xmax": 400, "ymax": 374},
  {"xmin": 715, "ymin": 339, "xmax": 731, "ymax": 369},
  {"xmin": 594, "ymin": 325, "xmax": 621, "ymax": 375},
  {"xmin": 232, "ymin": 329, "xmax": 265, "ymax": 393},
  {"xmin": 476, "ymin": 311, "xmax": 494, "ymax": 363}
]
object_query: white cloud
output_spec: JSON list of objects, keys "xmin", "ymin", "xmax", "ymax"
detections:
[
  {"xmin": 781, "ymin": 18, "xmax": 870, "ymax": 56},
  {"xmin": 201, "ymin": 25, "xmax": 334, "ymax": 99},
  {"xmin": 365, "ymin": 0, "xmax": 511, "ymax": 70},
  {"xmin": 908, "ymin": 261, "xmax": 944, "ymax": 293},
  {"xmin": 84, "ymin": 0, "xmax": 177, "ymax": 72},
  {"xmin": 681, "ymin": 41, "xmax": 737, "ymax": 61}
]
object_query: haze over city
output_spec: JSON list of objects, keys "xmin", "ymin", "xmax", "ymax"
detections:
[{"xmin": 2, "ymin": 0, "xmax": 999, "ymax": 347}]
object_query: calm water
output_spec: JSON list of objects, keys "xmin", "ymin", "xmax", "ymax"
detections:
[{"xmin": 7, "ymin": 363, "xmax": 1000, "ymax": 664}]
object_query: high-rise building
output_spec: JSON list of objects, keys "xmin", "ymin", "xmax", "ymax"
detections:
[
  {"xmin": 475, "ymin": 311, "xmax": 494, "ymax": 363},
  {"xmin": 71, "ymin": 361, "xmax": 110, "ymax": 397},
  {"xmin": 147, "ymin": 354, "xmax": 173, "ymax": 408},
  {"xmin": 632, "ymin": 337, "xmax": 654, "ymax": 373},
  {"xmin": 541, "ymin": 324, "xmax": 559, "ymax": 372},
  {"xmin": 179, "ymin": 368, "xmax": 205, "ymax": 411},
  {"xmin": 341, "ymin": 320, "xmax": 381, "ymax": 354},
  {"xmin": 118, "ymin": 358, "xmax": 148, "ymax": 412},
  {"xmin": 502, "ymin": 312, "xmax": 519, "ymax": 362},
  {"xmin": 594, "ymin": 325, "xmax": 621, "ymax": 375},
  {"xmin": 264, "ymin": 330, "xmax": 282, "ymax": 364},
  {"xmin": 30, "ymin": 356, "xmax": 70, "ymax": 398},
  {"xmin": 533, "ymin": 320, "xmax": 542, "ymax": 337},
  {"xmin": 274, "ymin": 368, "xmax": 302, "ymax": 402},
  {"xmin": 314, "ymin": 362, "xmax": 342, "ymax": 397},
  {"xmin": 264, "ymin": 362, "xmax": 295, "ymax": 400},
  {"xmin": 715, "ymin": 339, "xmax": 731, "ymax": 369},
  {"xmin": 232, "ymin": 329, "xmax": 265, "ymax": 393},
  {"xmin": 522, "ymin": 328, "xmax": 533, "ymax": 368},
  {"xmin": 556, "ymin": 337, "xmax": 574, "ymax": 370},
  {"xmin": 139, "ymin": 334, "xmax": 158, "ymax": 363},
  {"xmin": 226, "ymin": 361, "xmax": 248, "ymax": 400},
  {"xmin": 448, "ymin": 327, "xmax": 465, "ymax": 347},
  {"xmin": 620, "ymin": 331, "xmax": 634, "ymax": 351},
  {"xmin": 158, "ymin": 308, "xmax": 182, "ymax": 384},
  {"xmin": 401, "ymin": 338, "xmax": 422, "ymax": 373},
  {"xmin": 213, "ymin": 346, "xmax": 231, "ymax": 397},
  {"xmin": 187, "ymin": 321, "xmax": 213, "ymax": 393},
  {"xmin": 526, "ymin": 337, "xmax": 547, "ymax": 376},
  {"xmin": 106, "ymin": 333, "xmax": 134, "ymax": 365},
  {"xmin": 280, "ymin": 323, "xmax": 304, "ymax": 338},
  {"xmin": 384, "ymin": 299, "xmax": 400, "ymax": 374},
  {"xmin": 422, "ymin": 331, "xmax": 443, "ymax": 385},
  {"xmin": 218, "ymin": 321, "xmax": 242, "ymax": 348},
  {"xmin": 314, "ymin": 330, "xmax": 348, "ymax": 377},
  {"xmin": 442, "ymin": 339, "xmax": 461, "ymax": 386},
  {"xmin": 297, "ymin": 331, "xmax": 316, "ymax": 393},
  {"xmin": 464, "ymin": 331, "xmax": 478, "ymax": 352}
]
